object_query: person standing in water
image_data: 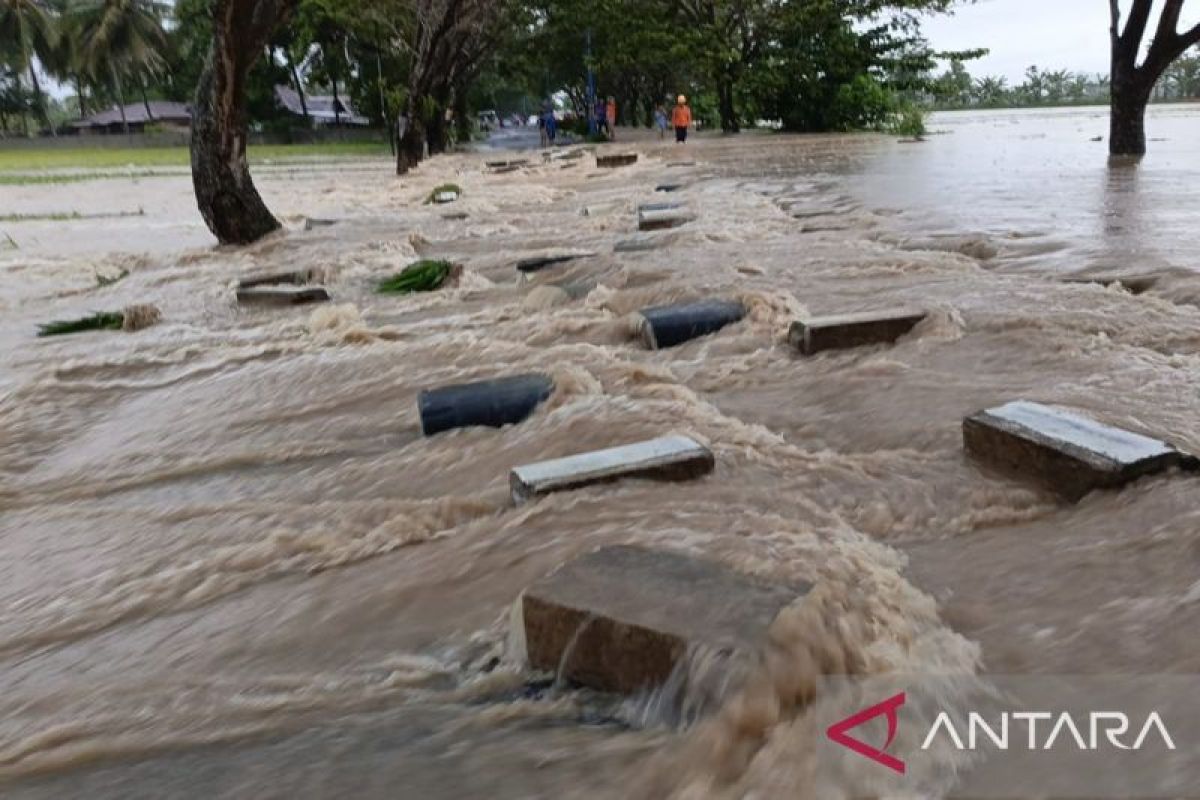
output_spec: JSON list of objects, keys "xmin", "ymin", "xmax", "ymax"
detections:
[
  {"xmin": 606, "ymin": 96, "xmax": 617, "ymax": 141},
  {"xmin": 672, "ymin": 95, "xmax": 692, "ymax": 144},
  {"xmin": 654, "ymin": 103, "xmax": 668, "ymax": 139}
]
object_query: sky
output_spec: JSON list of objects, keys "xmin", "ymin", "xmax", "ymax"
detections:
[{"xmin": 923, "ymin": 0, "xmax": 1200, "ymax": 82}]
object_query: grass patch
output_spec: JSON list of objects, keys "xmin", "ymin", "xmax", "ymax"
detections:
[
  {"xmin": 0, "ymin": 141, "xmax": 390, "ymax": 173},
  {"xmin": 37, "ymin": 311, "xmax": 124, "ymax": 337},
  {"xmin": 424, "ymin": 183, "xmax": 462, "ymax": 204},
  {"xmin": 377, "ymin": 260, "xmax": 456, "ymax": 294},
  {"xmin": 0, "ymin": 209, "xmax": 145, "ymax": 222}
]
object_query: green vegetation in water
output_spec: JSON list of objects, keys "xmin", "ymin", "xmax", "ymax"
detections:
[
  {"xmin": 424, "ymin": 184, "xmax": 462, "ymax": 204},
  {"xmin": 377, "ymin": 260, "xmax": 455, "ymax": 294},
  {"xmin": 37, "ymin": 311, "xmax": 125, "ymax": 337},
  {"xmin": 888, "ymin": 103, "xmax": 927, "ymax": 138}
]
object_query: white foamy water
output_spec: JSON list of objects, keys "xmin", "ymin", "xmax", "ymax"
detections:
[{"xmin": 2, "ymin": 113, "xmax": 1199, "ymax": 797}]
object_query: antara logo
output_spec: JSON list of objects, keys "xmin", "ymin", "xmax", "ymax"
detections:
[
  {"xmin": 826, "ymin": 691, "xmax": 1178, "ymax": 775},
  {"xmin": 825, "ymin": 692, "xmax": 907, "ymax": 775}
]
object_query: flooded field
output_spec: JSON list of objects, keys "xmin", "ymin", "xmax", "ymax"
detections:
[{"xmin": 2, "ymin": 105, "xmax": 1200, "ymax": 798}]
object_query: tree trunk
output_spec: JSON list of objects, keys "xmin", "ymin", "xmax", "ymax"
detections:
[
  {"xmin": 1109, "ymin": 73, "xmax": 1151, "ymax": 156},
  {"xmin": 140, "ymin": 76, "xmax": 154, "ymax": 122},
  {"xmin": 396, "ymin": 113, "xmax": 425, "ymax": 174},
  {"xmin": 285, "ymin": 52, "xmax": 309, "ymax": 124},
  {"xmin": 332, "ymin": 76, "xmax": 341, "ymax": 127},
  {"xmin": 75, "ymin": 74, "xmax": 87, "ymax": 119},
  {"xmin": 191, "ymin": 0, "xmax": 297, "ymax": 245},
  {"xmin": 28, "ymin": 63, "xmax": 47, "ymax": 134},
  {"xmin": 111, "ymin": 64, "xmax": 129, "ymax": 135},
  {"xmin": 716, "ymin": 74, "xmax": 739, "ymax": 133}
]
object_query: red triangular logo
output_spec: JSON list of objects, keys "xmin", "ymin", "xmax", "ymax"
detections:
[{"xmin": 826, "ymin": 692, "xmax": 906, "ymax": 774}]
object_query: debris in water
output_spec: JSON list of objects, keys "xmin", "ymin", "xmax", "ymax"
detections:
[
  {"xmin": 37, "ymin": 303, "xmax": 161, "ymax": 337},
  {"xmin": 637, "ymin": 299, "xmax": 746, "ymax": 349},
  {"xmin": 789, "ymin": 309, "xmax": 927, "ymax": 355},
  {"xmin": 236, "ymin": 286, "xmax": 331, "ymax": 306},
  {"xmin": 596, "ymin": 153, "xmax": 638, "ymax": 168},
  {"xmin": 963, "ymin": 400, "xmax": 1188, "ymax": 501},
  {"xmin": 519, "ymin": 545, "xmax": 807, "ymax": 695},
  {"xmin": 419, "ymin": 373, "xmax": 554, "ymax": 436},
  {"xmin": 510, "ymin": 434, "xmax": 715, "ymax": 503},
  {"xmin": 377, "ymin": 259, "xmax": 461, "ymax": 294}
]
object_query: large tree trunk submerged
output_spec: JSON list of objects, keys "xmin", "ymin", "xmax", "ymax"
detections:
[
  {"xmin": 1109, "ymin": 75, "xmax": 1151, "ymax": 156},
  {"xmin": 191, "ymin": 0, "xmax": 298, "ymax": 245}
]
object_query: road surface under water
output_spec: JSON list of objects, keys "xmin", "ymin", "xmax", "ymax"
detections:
[{"xmin": 2, "ymin": 106, "xmax": 1200, "ymax": 797}]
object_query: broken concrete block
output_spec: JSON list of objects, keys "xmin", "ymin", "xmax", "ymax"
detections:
[
  {"xmin": 236, "ymin": 286, "xmax": 330, "ymax": 306},
  {"xmin": 442, "ymin": 211, "xmax": 469, "ymax": 221},
  {"xmin": 521, "ymin": 545, "xmax": 807, "ymax": 694},
  {"xmin": 510, "ymin": 435, "xmax": 714, "ymax": 503},
  {"xmin": 637, "ymin": 202, "xmax": 683, "ymax": 214},
  {"xmin": 597, "ymin": 153, "xmax": 638, "ymax": 168},
  {"xmin": 638, "ymin": 299, "xmax": 745, "ymax": 349},
  {"xmin": 516, "ymin": 252, "xmax": 596, "ymax": 273},
  {"xmin": 963, "ymin": 400, "xmax": 1185, "ymax": 501},
  {"xmin": 638, "ymin": 208, "xmax": 692, "ymax": 232},
  {"xmin": 614, "ymin": 233, "xmax": 675, "ymax": 253},
  {"xmin": 788, "ymin": 309, "xmax": 927, "ymax": 356},
  {"xmin": 433, "ymin": 191, "xmax": 459, "ymax": 204},
  {"xmin": 419, "ymin": 373, "xmax": 554, "ymax": 436},
  {"xmin": 303, "ymin": 217, "xmax": 336, "ymax": 231},
  {"xmin": 237, "ymin": 269, "xmax": 314, "ymax": 290}
]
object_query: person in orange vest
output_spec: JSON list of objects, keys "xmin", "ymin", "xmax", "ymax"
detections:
[
  {"xmin": 672, "ymin": 95, "xmax": 692, "ymax": 144},
  {"xmin": 606, "ymin": 96, "xmax": 617, "ymax": 141}
]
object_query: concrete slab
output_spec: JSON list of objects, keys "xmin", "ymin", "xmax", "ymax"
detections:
[
  {"xmin": 237, "ymin": 269, "xmax": 315, "ymax": 290},
  {"xmin": 433, "ymin": 191, "xmax": 460, "ymax": 204},
  {"xmin": 303, "ymin": 217, "xmax": 337, "ymax": 231},
  {"xmin": 521, "ymin": 545, "xmax": 806, "ymax": 694},
  {"xmin": 638, "ymin": 299, "xmax": 745, "ymax": 349},
  {"xmin": 638, "ymin": 209, "xmax": 693, "ymax": 232},
  {"xmin": 596, "ymin": 153, "xmax": 638, "ymax": 168},
  {"xmin": 236, "ymin": 286, "xmax": 330, "ymax": 306},
  {"xmin": 789, "ymin": 309, "xmax": 927, "ymax": 355},
  {"xmin": 510, "ymin": 435, "xmax": 714, "ymax": 503},
  {"xmin": 963, "ymin": 400, "xmax": 1185, "ymax": 501},
  {"xmin": 637, "ymin": 202, "xmax": 683, "ymax": 213},
  {"xmin": 614, "ymin": 233, "xmax": 676, "ymax": 253},
  {"xmin": 486, "ymin": 159, "xmax": 530, "ymax": 169}
]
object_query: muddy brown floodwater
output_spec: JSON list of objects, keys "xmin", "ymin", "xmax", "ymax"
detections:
[{"xmin": 2, "ymin": 107, "xmax": 1200, "ymax": 798}]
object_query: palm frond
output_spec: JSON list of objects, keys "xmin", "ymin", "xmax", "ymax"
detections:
[
  {"xmin": 37, "ymin": 310, "xmax": 124, "ymax": 337},
  {"xmin": 376, "ymin": 260, "xmax": 455, "ymax": 294}
]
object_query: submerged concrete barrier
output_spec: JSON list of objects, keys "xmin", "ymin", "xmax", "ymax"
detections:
[
  {"xmin": 236, "ymin": 286, "xmax": 330, "ymax": 306},
  {"xmin": 963, "ymin": 400, "xmax": 1186, "ymax": 501},
  {"xmin": 597, "ymin": 153, "xmax": 638, "ymax": 168},
  {"xmin": 418, "ymin": 373, "xmax": 554, "ymax": 436},
  {"xmin": 237, "ymin": 269, "xmax": 315, "ymax": 290},
  {"xmin": 638, "ymin": 299, "xmax": 746, "ymax": 349},
  {"xmin": 303, "ymin": 217, "xmax": 336, "ymax": 231},
  {"xmin": 510, "ymin": 435, "xmax": 714, "ymax": 503},
  {"xmin": 516, "ymin": 252, "xmax": 596, "ymax": 273},
  {"xmin": 520, "ymin": 545, "xmax": 807, "ymax": 694},
  {"xmin": 789, "ymin": 309, "xmax": 927, "ymax": 355},
  {"xmin": 637, "ymin": 207, "xmax": 692, "ymax": 232}
]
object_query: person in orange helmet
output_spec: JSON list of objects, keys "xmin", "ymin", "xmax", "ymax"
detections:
[
  {"xmin": 606, "ymin": 96, "xmax": 617, "ymax": 141},
  {"xmin": 671, "ymin": 94, "xmax": 692, "ymax": 144}
]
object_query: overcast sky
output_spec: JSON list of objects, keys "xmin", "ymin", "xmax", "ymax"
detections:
[{"xmin": 923, "ymin": 0, "xmax": 1200, "ymax": 82}]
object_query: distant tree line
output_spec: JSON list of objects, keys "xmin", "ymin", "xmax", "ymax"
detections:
[{"xmin": 927, "ymin": 50, "xmax": 1200, "ymax": 111}]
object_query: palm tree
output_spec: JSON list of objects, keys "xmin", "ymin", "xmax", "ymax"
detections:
[
  {"xmin": 0, "ymin": 0, "xmax": 58, "ymax": 134},
  {"xmin": 69, "ymin": 0, "xmax": 167, "ymax": 134}
]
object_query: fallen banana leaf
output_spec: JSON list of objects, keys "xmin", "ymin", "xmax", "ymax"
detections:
[{"xmin": 377, "ymin": 260, "xmax": 455, "ymax": 294}]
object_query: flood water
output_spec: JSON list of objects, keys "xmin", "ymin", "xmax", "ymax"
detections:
[{"xmin": 2, "ymin": 105, "xmax": 1200, "ymax": 798}]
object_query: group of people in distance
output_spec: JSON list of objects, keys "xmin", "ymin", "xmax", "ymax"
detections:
[{"xmin": 538, "ymin": 94, "xmax": 693, "ymax": 148}]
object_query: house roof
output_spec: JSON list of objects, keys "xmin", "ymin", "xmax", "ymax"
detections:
[
  {"xmin": 72, "ymin": 101, "xmax": 191, "ymax": 127},
  {"xmin": 274, "ymin": 85, "xmax": 370, "ymax": 125}
]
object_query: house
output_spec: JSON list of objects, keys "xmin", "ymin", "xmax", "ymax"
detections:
[
  {"xmin": 274, "ymin": 85, "xmax": 370, "ymax": 127},
  {"xmin": 71, "ymin": 101, "xmax": 191, "ymax": 135}
]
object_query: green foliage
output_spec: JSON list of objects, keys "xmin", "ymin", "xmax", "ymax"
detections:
[
  {"xmin": 888, "ymin": 102, "xmax": 926, "ymax": 137},
  {"xmin": 424, "ymin": 183, "xmax": 461, "ymax": 204},
  {"xmin": 376, "ymin": 260, "xmax": 455, "ymax": 294},
  {"xmin": 37, "ymin": 310, "xmax": 123, "ymax": 337}
]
